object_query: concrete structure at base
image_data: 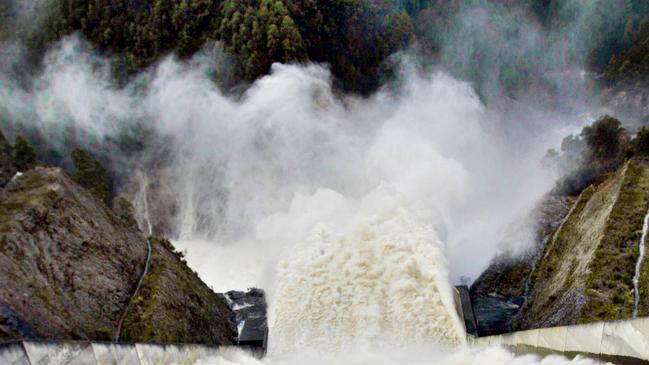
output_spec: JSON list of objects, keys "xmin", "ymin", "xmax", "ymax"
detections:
[
  {"xmin": 0, "ymin": 340, "xmax": 257, "ymax": 365},
  {"xmin": 469, "ymin": 317, "xmax": 649, "ymax": 364}
]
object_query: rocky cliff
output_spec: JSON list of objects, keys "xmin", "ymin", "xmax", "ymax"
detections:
[
  {"xmin": 0, "ymin": 155, "xmax": 237, "ymax": 345},
  {"xmin": 118, "ymin": 237, "xmax": 237, "ymax": 345},
  {"xmin": 0, "ymin": 166, "xmax": 148, "ymax": 340},
  {"xmin": 515, "ymin": 158, "xmax": 649, "ymax": 329},
  {"xmin": 470, "ymin": 194, "xmax": 572, "ymax": 335}
]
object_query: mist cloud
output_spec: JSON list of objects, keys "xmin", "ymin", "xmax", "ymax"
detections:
[{"xmin": 0, "ymin": 34, "xmax": 582, "ymax": 293}]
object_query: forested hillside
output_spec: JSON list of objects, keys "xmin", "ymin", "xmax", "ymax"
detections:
[{"xmin": 3, "ymin": 0, "xmax": 649, "ymax": 94}]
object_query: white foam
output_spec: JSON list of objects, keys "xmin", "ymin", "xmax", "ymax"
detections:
[
  {"xmin": 268, "ymin": 186, "xmax": 465, "ymax": 355},
  {"xmin": 194, "ymin": 346, "xmax": 606, "ymax": 365}
]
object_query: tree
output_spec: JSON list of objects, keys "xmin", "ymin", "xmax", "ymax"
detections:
[
  {"xmin": 13, "ymin": 135, "xmax": 36, "ymax": 171},
  {"xmin": 71, "ymin": 148, "xmax": 111, "ymax": 203},
  {"xmin": 581, "ymin": 116, "xmax": 625, "ymax": 162},
  {"xmin": 633, "ymin": 126, "xmax": 649, "ymax": 155},
  {"xmin": 382, "ymin": 10, "xmax": 415, "ymax": 53}
]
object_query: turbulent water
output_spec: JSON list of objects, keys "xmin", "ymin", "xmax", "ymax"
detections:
[
  {"xmin": 0, "ymin": 32, "xmax": 601, "ymax": 364},
  {"xmin": 5, "ymin": 342, "xmax": 605, "ymax": 365},
  {"xmin": 193, "ymin": 346, "xmax": 603, "ymax": 365},
  {"xmin": 269, "ymin": 187, "xmax": 464, "ymax": 354}
]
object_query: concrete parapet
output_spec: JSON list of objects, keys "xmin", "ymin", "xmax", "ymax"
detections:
[
  {"xmin": 0, "ymin": 341, "xmax": 29, "ymax": 365},
  {"xmin": 469, "ymin": 317, "xmax": 649, "ymax": 363},
  {"xmin": 0, "ymin": 341, "xmax": 247, "ymax": 365},
  {"xmin": 601, "ymin": 317, "xmax": 649, "ymax": 361},
  {"xmin": 92, "ymin": 343, "xmax": 140, "ymax": 365},
  {"xmin": 565, "ymin": 322, "xmax": 604, "ymax": 356},
  {"xmin": 23, "ymin": 341, "xmax": 96, "ymax": 365}
]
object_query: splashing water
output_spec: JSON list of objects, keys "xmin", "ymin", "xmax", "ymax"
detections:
[
  {"xmin": 269, "ymin": 186, "xmax": 465, "ymax": 355},
  {"xmin": 0, "ymin": 35, "xmax": 596, "ymax": 364},
  {"xmin": 193, "ymin": 346, "xmax": 606, "ymax": 365},
  {"xmin": 133, "ymin": 170, "xmax": 153, "ymax": 236}
]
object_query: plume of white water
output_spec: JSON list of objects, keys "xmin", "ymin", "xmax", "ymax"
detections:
[
  {"xmin": 133, "ymin": 170, "xmax": 153, "ymax": 236},
  {"xmin": 179, "ymin": 180, "xmax": 197, "ymax": 240},
  {"xmin": 633, "ymin": 206, "xmax": 649, "ymax": 318},
  {"xmin": 193, "ymin": 346, "xmax": 606, "ymax": 365},
  {"xmin": 1, "ymin": 342, "xmax": 607, "ymax": 365},
  {"xmin": 269, "ymin": 186, "xmax": 465, "ymax": 354},
  {"xmin": 0, "ymin": 37, "xmax": 592, "ymax": 362}
]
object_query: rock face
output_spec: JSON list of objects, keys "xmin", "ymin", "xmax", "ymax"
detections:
[
  {"xmin": 119, "ymin": 237, "xmax": 237, "ymax": 345},
  {"xmin": 0, "ymin": 167, "xmax": 148, "ymax": 340},
  {"xmin": 516, "ymin": 158, "xmax": 649, "ymax": 329},
  {"xmin": 0, "ymin": 165, "xmax": 237, "ymax": 345},
  {"xmin": 470, "ymin": 194, "xmax": 571, "ymax": 335},
  {"xmin": 222, "ymin": 289, "xmax": 267, "ymax": 350}
]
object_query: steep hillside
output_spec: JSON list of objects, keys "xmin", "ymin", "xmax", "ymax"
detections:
[
  {"xmin": 0, "ymin": 161, "xmax": 236, "ymax": 344},
  {"xmin": 470, "ymin": 194, "xmax": 572, "ymax": 335},
  {"xmin": 0, "ymin": 166, "xmax": 148, "ymax": 340},
  {"xmin": 515, "ymin": 158, "xmax": 649, "ymax": 329},
  {"xmin": 119, "ymin": 237, "xmax": 237, "ymax": 345}
]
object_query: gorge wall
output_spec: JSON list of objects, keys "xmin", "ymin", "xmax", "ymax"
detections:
[
  {"xmin": 0, "ymin": 139, "xmax": 237, "ymax": 345},
  {"xmin": 518, "ymin": 158, "xmax": 649, "ymax": 328}
]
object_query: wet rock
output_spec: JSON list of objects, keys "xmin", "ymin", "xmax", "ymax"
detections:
[
  {"xmin": 0, "ymin": 167, "xmax": 148, "ymax": 341},
  {"xmin": 222, "ymin": 289, "xmax": 267, "ymax": 351},
  {"xmin": 0, "ymin": 167, "xmax": 237, "ymax": 346},
  {"xmin": 0, "ymin": 303, "xmax": 40, "ymax": 340},
  {"xmin": 119, "ymin": 237, "xmax": 237, "ymax": 345},
  {"xmin": 470, "ymin": 194, "xmax": 571, "ymax": 335}
]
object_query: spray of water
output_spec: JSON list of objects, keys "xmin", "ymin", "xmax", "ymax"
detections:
[
  {"xmin": 0, "ymin": 0, "xmax": 623, "ymax": 356},
  {"xmin": 194, "ymin": 346, "xmax": 605, "ymax": 365},
  {"xmin": 0, "ymin": 36, "xmax": 591, "ymax": 355},
  {"xmin": 269, "ymin": 186, "xmax": 465, "ymax": 354}
]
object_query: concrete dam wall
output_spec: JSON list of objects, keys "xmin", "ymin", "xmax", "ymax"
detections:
[
  {"xmin": 0, "ymin": 340, "xmax": 258, "ymax": 365},
  {"xmin": 452, "ymin": 286, "xmax": 649, "ymax": 364},
  {"xmin": 468, "ymin": 317, "xmax": 649, "ymax": 363},
  {"xmin": 3, "ymin": 289, "xmax": 649, "ymax": 364}
]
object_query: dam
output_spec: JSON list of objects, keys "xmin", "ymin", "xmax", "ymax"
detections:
[
  {"xmin": 0, "ymin": 340, "xmax": 242, "ymax": 365},
  {"xmin": 3, "ymin": 289, "xmax": 649, "ymax": 365},
  {"xmin": 454, "ymin": 286, "xmax": 649, "ymax": 364},
  {"xmin": 3, "ymin": 319, "xmax": 648, "ymax": 364}
]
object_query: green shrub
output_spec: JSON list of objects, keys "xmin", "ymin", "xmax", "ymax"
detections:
[
  {"xmin": 633, "ymin": 127, "xmax": 649, "ymax": 155},
  {"xmin": 581, "ymin": 115, "xmax": 625, "ymax": 162},
  {"xmin": 13, "ymin": 135, "xmax": 36, "ymax": 171},
  {"xmin": 71, "ymin": 148, "xmax": 110, "ymax": 203}
]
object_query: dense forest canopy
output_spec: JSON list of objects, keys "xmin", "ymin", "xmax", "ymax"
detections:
[{"xmin": 3, "ymin": 0, "xmax": 649, "ymax": 93}]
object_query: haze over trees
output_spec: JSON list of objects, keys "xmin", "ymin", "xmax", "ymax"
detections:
[{"xmin": 3, "ymin": 0, "xmax": 649, "ymax": 94}]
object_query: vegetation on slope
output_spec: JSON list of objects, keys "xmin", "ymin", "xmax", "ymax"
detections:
[
  {"xmin": 0, "ymin": 166, "xmax": 148, "ymax": 341},
  {"xmin": 18, "ymin": 0, "xmax": 414, "ymax": 93},
  {"xmin": 548, "ymin": 116, "xmax": 627, "ymax": 195},
  {"xmin": 5, "ymin": 0, "xmax": 649, "ymax": 94},
  {"xmin": 71, "ymin": 148, "xmax": 111, "ymax": 203},
  {"xmin": 119, "ymin": 236, "xmax": 236, "ymax": 345},
  {"xmin": 0, "ymin": 130, "xmax": 236, "ymax": 344},
  {"xmin": 0, "ymin": 131, "xmax": 17, "ymax": 186},
  {"xmin": 581, "ymin": 159, "xmax": 649, "ymax": 321},
  {"xmin": 12, "ymin": 136, "xmax": 36, "ymax": 172},
  {"xmin": 516, "ymin": 158, "xmax": 649, "ymax": 328}
]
